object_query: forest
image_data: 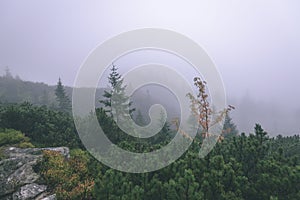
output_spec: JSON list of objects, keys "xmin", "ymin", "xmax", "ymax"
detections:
[{"xmin": 0, "ymin": 68, "xmax": 299, "ymax": 200}]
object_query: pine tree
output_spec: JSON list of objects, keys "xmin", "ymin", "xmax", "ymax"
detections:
[
  {"xmin": 100, "ymin": 64, "xmax": 135, "ymax": 121},
  {"xmin": 55, "ymin": 78, "xmax": 71, "ymax": 113},
  {"xmin": 177, "ymin": 169, "xmax": 202, "ymax": 200},
  {"xmin": 222, "ymin": 113, "xmax": 238, "ymax": 138},
  {"xmin": 164, "ymin": 179, "xmax": 180, "ymax": 200}
]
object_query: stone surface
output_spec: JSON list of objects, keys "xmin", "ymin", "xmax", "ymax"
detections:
[
  {"xmin": 12, "ymin": 183, "xmax": 47, "ymax": 200},
  {"xmin": 40, "ymin": 194, "xmax": 56, "ymax": 200},
  {"xmin": 41, "ymin": 147, "xmax": 69, "ymax": 159},
  {"xmin": 0, "ymin": 147, "xmax": 69, "ymax": 200}
]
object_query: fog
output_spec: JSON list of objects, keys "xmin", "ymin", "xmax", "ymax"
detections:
[{"xmin": 1, "ymin": 0, "xmax": 300, "ymax": 136}]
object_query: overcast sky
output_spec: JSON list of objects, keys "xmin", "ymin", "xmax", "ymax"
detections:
[{"xmin": 1, "ymin": 0, "xmax": 300, "ymax": 135}]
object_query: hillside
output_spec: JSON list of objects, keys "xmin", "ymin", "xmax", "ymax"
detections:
[
  {"xmin": 0, "ymin": 75, "xmax": 107, "ymax": 108},
  {"xmin": 0, "ymin": 75, "xmax": 69, "ymax": 106},
  {"xmin": 0, "ymin": 75, "xmax": 180, "ymax": 122}
]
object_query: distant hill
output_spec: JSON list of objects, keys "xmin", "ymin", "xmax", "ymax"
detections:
[
  {"xmin": 0, "ymin": 75, "xmax": 181, "ymax": 123},
  {"xmin": 0, "ymin": 75, "xmax": 105, "ymax": 107},
  {"xmin": 0, "ymin": 75, "xmax": 58, "ymax": 106}
]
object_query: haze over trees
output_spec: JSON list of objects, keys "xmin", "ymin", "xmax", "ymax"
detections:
[
  {"xmin": 0, "ymin": 67, "xmax": 299, "ymax": 199},
  {"xmin": 55, "ymin": 78, "xmax": 71, "ymax": 113},
  {"xmin": 1, "ymin": 69, "xmax": 298, "ymax": 136}
]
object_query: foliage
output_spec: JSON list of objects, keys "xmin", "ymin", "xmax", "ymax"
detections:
[
  {"xmin": 89, "ymin": 123, "xmax": 299, "ymax": 200},
  {"xmin": 186, "ymin": 77, "xmax": 234, "ymax": 140},
  {"xmin": 99, "ymin": 64, "xmax": 135, "ymax": 119},
  {"xmin": 0, "ymin": 73, "xmax": 60, "ymax": 106},
  {"xmin": 0, "ymin": 128, "xmax": 34, "ymax": 148},
  {"xmin": 0, "ymin": 102, "xmax": 80, "ymax": 148},
  {"xmin": 1, "ymin": 75, "xmax": 299, "ymax": 199},
  {"xmin": 38, "ymin": 149, "xmax": 94, "ymax": 200},
  {"xmin": 223, "ymin": 113, "xmax": 239, "ymax": 138},
  {"xmin": 0, "ymin": 102, "xmax": 298, "ymax": 199},
  {"xmin": 55, "ymin": 78, "xmax": 71, "ymax": 113}
]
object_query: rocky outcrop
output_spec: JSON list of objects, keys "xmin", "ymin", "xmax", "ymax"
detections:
[
  {"xmin": 0, "ymin": 147, "xmax": 69, "ymax": 200},
  {"xmin": 12, "ymin": 183, "xmax": 47, "ymax": 200}
]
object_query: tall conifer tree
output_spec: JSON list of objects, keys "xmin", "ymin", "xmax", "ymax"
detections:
[
  {"xmin": 100, "ymin": 64, "xmax": 135, "ymax": 121},
  {"xmin": 55, "ymin": 78, "xmax": 71, "ymax": 113}
]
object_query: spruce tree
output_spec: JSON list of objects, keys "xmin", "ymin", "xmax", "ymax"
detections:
[
  {"xmin": 222, "ymin": 113, "xmax": 238, "ymax": 138},
  {"xmin": 100, "ymin": 64, "xmax": 135, "ymax": 121},
  {"xmin": 55, "ymin": 78, "xmax": 71, "ymax": 113}
]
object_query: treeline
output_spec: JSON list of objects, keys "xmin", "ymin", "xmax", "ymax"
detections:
[
  {"xmin": 0, "ymin": 70, "xmax": 105, "ymax": 107},
  {"xmin": 0, "ymin": 66, "xmax": 299, "ymax": 199},
  {"xmin": 0, "ymin": 102, "xmax": 299, "ymax": 199},
  {"xmin": 0, "ymin": 69, "xmax": 66, "ymax": 106}
]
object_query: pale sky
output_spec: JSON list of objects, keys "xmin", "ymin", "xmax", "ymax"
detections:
[{"xmin": 1, "ymin": 0, "xmax": 300, "ymax": 135}]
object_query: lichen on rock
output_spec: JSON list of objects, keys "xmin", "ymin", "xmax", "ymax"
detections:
[{"xmin": 0, "ymin": 147, "xmax": 69, "ymax": 200}]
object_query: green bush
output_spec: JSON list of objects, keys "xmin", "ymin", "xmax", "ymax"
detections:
[
  {"xmin": 0, "ymin": 128, "xmax": 33, "ymax": 147},
  {"xmin": 18, "ymin": 141, "xmax": 35, "ymax": 148}
]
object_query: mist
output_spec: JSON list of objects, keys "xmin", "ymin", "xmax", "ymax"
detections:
[{"xmin": 1, "ymin": 0, "xmax": 300, "ymax": 136}]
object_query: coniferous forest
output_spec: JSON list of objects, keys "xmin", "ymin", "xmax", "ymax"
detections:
[{"xmin": 0, "ymin": 69, "xmax": 299, "ymax": 200}]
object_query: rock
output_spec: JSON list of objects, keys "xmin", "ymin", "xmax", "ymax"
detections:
[
  {"xmin": 0, "ymin": 151, "xmax": 41, "ymax": 197},
  {"xmin": 12, "ymin": 183, "xmax": 47, "ymax": 200},
  {"xmin": 40, "ymin": 194, "xmax": 56, "ymax": 200},
  {"xmin": 34, "ymin": 192, "xmax": 56, "ymax": 200},
  {"xmin": 0, "ymin": 147, "xmax": 69, "ymax": 200},
  {"xmin": 41, "ymin": 147, "xmax": 70, "ymax": 159}
]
